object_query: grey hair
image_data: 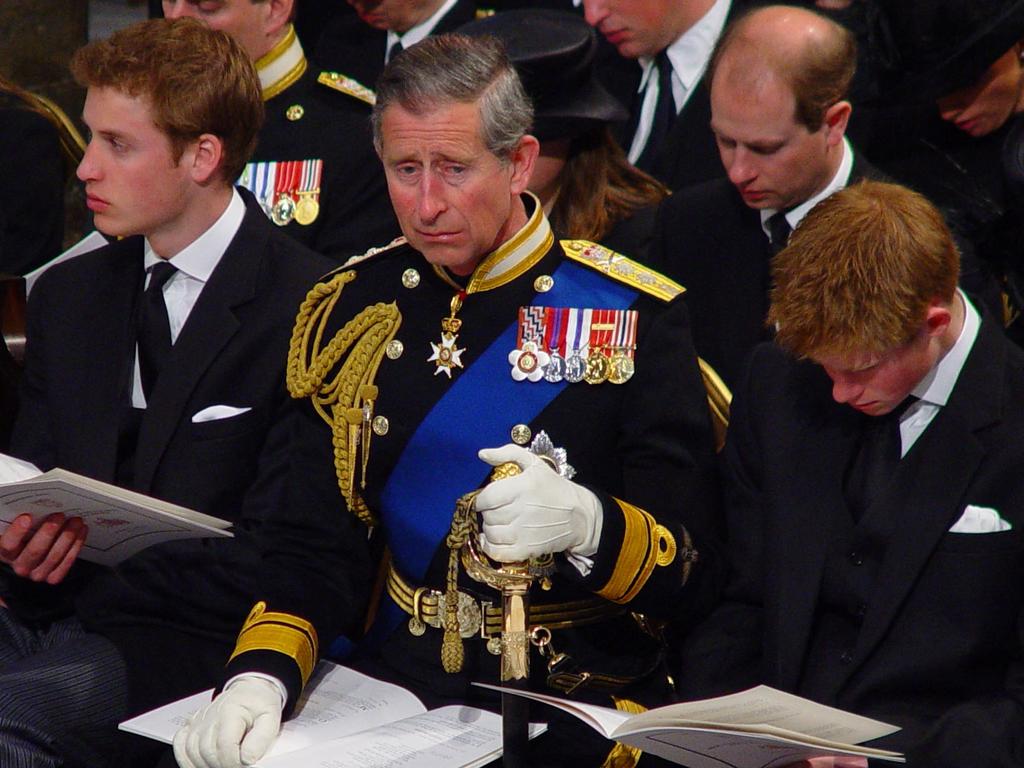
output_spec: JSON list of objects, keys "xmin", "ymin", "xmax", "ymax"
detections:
[{"xmin": 371, "ymin": 34, "xmax": 534, "ymax": 162}]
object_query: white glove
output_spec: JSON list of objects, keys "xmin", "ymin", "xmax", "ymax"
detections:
[
  {"xmin": 475, "ymin": 444, "xmax": 602, "ymax": 562},
  {"xmin": 173, "ymin": 676, "xmax": 284, "ymax": 768}
]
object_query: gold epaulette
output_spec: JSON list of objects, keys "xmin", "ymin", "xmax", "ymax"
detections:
[
  {"xmin": 475, "ymin": 8, "xmax": 496, "ymax": 18},
  {"xmin": 560, "ymin": 239, "xmax": 685, "ymax": 303},
  {"xmin": 595, "ymin": 500, "xmax": 695, "ymax": 604},
  {"xmin": 317, "ymin": 71, "xmax": 376, "ymax": 106},
  {"xmin": 339, "ymin": 236, "xmax": 407, "ymax": 270},
  {"xmin": 229, "ymin": 602, "xmax": 318, "ymax": 688},
  {"xmin": 287, "ymin": 268, "xmax": 401, "ymax": 526}
]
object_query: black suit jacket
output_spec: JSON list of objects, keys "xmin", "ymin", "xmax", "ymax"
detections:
[
  {"xmin": 678, "ymin": 314, "xmax": 1024, "ymax": 766},
  {"xmin": 313, "ymin": 0, "xmax": 480, "ymax": 91},
  {"xmin": 6, "ymin": 193, "xmax": 372, "ymax": 713},
  {"xmin": 648, "ymin": 151, "xmax": 881, "ymax": 386}
]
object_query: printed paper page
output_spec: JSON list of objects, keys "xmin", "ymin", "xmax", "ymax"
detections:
[
  {"xmin": 259, "ymin": 705, "xmax": 546, "ymax": 768},
  {"xmin": 119, "ymin": 663, "xmax": 427, "ymax": 758}
]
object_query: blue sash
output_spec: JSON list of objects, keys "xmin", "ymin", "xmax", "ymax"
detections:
[{"xmin": 380, "ymin": 261, "xmax": 637, "ymax": 582}]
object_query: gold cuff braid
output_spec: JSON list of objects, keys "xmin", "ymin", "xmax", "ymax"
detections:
[
  {"xmin": 229, "ymin": 601, "xmax": 319, "ymax": 688},
  {"xmin": 596, "ymin": 500, "xmax": 682, "ymax": 604}
]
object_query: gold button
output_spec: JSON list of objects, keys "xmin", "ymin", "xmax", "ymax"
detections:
[
  {"xmin": 386, "ymin": 339, "xmax": 404, "ymax": 359},
  {"xmin": 402, "ymin": 268, "xmax": 420, "ymax": 288},
  {"xmin": 534, "ymin": 274, "xmax": 554, "ymax": 293},
  {"xmin": 510, "ymin": 424, "xmax": 532, "ymax": 445},
  {"xmin": 286, "ymin": 104, "xmax": 304, "ymax": 121},
  {"xmin": 372, "ymin": 415, "xmax": 390, "ymax": 436}
]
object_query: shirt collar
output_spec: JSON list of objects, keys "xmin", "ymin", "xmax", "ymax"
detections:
[
  {"xmin": 388, "ymin": 0, "xmax": 459, "ymax": 53},
  {"xmin": 760, "ymin": 135, "xmax": 853, "ymax": 236},
  {"xmin": 638, "ymin": 0, "xmax": 730, "ymax": 93},
  {"xmin": 432, "ymin": 191, "xmax": 553, "ymax": 294},
  {"xmin": 144, "ymin": 188, "xmax": 246, "ymax": 283},
  {"xmin": 911, "ymin": 289, "xmax": 980, "ymax": 407},
  {"xmin": 256, "ymin": 24, "xmax": 306, "ymax": 100}
]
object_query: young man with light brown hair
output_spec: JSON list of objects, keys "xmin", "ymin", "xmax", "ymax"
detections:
[
  {"xmin": 677, "ymin": 179, "xmax": 1024, "ymax": 767},
  {"xmin": 0, "ymin": 18, "xmax": 365, "ymax": 768}
]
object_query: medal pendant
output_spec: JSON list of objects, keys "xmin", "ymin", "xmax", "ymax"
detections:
[
  {"xmin": 544, "ymin": 351, "xmax": 566, "ymax": 383},
  {"xmin": 584, "ymin": 349, "xmax": 610, "ymax": 384},
  {"xmin": 294, "ymin": 194, "xmax": 319, "ymax": 225},
  {"xmin": 271, "ymin": 194, "xmax": 296, "ymax": 226},
  {"xmin": 564, "ymin": 351, "xmax": 586, "ymax": 383},
  {"xmin": 608, "ymin": 352, "xmax": 635, "ymax": 384},
  {"xmin": 428, "ymin": 331, "xmax": 465, "ymax": 378}
]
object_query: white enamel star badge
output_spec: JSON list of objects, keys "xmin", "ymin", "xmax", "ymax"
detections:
[{"xmin": 428, "ymin": 332, "xmax": 465, "ymax": 378}]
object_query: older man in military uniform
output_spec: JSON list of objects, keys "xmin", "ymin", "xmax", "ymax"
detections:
[
  {"xmin": 176, "ymin": 33, "xmax": 720, "ymax": 768},
  {"xmin": 163, "ymin": 0, "xmax": 396, "ymax": 259}
]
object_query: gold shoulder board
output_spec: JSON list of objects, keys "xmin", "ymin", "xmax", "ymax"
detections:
[
  {"xmin": 475, "ymin": 8, "xmax": 496, "ymax": 18},
  {"xmin": 560, "ymin": 239, "xmax": 685, "ymax": 303},
  {"xmin": 317, "ymin": 71, "xmax": 376, "ymax": 106},
  {"xmin": 338, "ymin": 236, "xmax": 407, "ymax": 270}
]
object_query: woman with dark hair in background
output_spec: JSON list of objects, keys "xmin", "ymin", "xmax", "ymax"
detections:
[{"xmin": 461, "ymin": 8, "xmax": 669, "ymax": 261}]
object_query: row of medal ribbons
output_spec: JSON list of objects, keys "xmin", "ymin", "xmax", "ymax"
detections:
[
  {"xmin": 509, "ymin": 306, "xmax": 638, "ymax": 384},
  {"xmin": 238, "ymin": 158, "xmax": 323, "ymax": 226}
]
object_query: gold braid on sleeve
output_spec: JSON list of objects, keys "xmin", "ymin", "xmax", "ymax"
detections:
[{"xmin": 287, "ymin": 269, "xmax": 401, "ymax": 526}]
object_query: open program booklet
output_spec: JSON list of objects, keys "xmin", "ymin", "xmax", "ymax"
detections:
[
  {"xmin": 120, "ymin": 662, "xmax": 546, "ymax": 768},
  {"xmin": 475, "ymin": 683, "xmax": 904, "ymax": 768},
  {"xmin": 0, "ymin": 453, "xmax": 231, "ymax": 566}
]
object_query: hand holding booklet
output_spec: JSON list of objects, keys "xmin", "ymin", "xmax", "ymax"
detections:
[
  {"xmin": 475, "ymin": 682, "xmax": 905, "ymax": 768},
  {"xmin": 120, "ymin": 662, "xmax": 546, "ymax": 768},
  {"xmin": 0, "ymin": 452, "xmax": 231, "ymax": 566}
]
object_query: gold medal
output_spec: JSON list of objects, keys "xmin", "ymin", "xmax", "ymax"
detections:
[
  {"xmin": 608, "ymin": 351, "xmax": 635, "ymax": 384},
  {"xmin": 584, "ymin": 349, "xmax": 610, "ymax": 384},
  {"xmin": 294, "ymin": 194, "xmax": 319, "ymax": 225}
]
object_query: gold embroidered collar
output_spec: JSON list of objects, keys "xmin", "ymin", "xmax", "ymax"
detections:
[
  {"xmin": 257, "ymin": 24, "xmax": 307, "ymax": 101},
  {"xmin": 431, "ymin": 192, "xmax": 553, "ymax": 295}
]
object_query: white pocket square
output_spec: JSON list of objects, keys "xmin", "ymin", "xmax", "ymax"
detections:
[
  {"xmin": 191, "ymin": 405, "xmax": 252, "ymax": 423},
  {"xmin": 949, "ymin": 504, "xmax": 1012, "ymax": 534}
]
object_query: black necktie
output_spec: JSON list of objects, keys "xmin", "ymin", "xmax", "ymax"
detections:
[
  {"xmin": 767, "ymin": 211, "xmax": 792, "ymax": 255},
  {"xmin": 387, "ymin": 38, "xmax": 403, "ymax": 64},
  {"xmin": 635, "ymin": 50, "xmax": 676, "ymax": 173},
  {"xmin": 137, "ymin": 261, "xmax": 177, "ymax": 400},
  {"xmin": 844, "ymin": 397, "xmax": 916, "ymax": 520}
]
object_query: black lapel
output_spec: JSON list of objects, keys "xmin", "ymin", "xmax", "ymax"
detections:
[
  {"xmin": 435, "ymin": 0, "xmax": 479, "ymax": 32},
  {"xmin": 836, "ymin": 313, "xmax": 1005, "ymax": 689},
  {"xmin": 768, "ymin": 361, "xmax": 864, "ymax": 688},
  {"xmin": 66, "ymin": 239, "xmax": 144, "ymax": 480},
  {"xmin": 132, "ymin": 197, "xmax": 267, "ymax": 490}
]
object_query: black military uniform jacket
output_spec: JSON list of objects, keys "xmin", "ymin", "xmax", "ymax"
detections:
[
  {"xmin": 225, "ymin": 198, "xmax": 721, "ymax": 742},
  {"xmin": 248, "ymin": 25, "xmax": 396, "ymax": 259}
]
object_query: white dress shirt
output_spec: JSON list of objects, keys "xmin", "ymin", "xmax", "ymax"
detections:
[
  {"xmin": 900, "ymin": 290, "xmax": 980, "ymax": 456},
  {"xmin": 386, "ymin": 0, "xmax": 460, "ymax": 62},
  {"xmin": 132, "ymin": 189, "xmax": 246, "ymax": 408},
  {"xmin": 760, "ymin": 136, "xmax": 854, "ymax": 238}
]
